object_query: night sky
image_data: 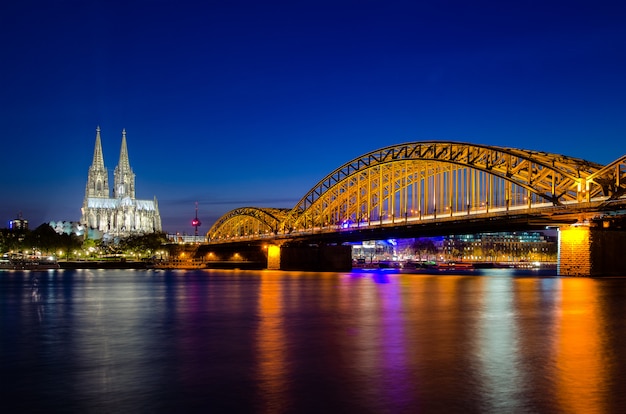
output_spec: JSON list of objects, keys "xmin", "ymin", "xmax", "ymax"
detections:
[{"xmin": 1, "ymin": 0, "xmax": 625, "ymax": 234}]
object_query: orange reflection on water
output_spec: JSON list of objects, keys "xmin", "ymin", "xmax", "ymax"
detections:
[
  {"xmin": 256, "ymin": 272, "xmax": 288, "ymax": 413},
  {"xmin": 554, "ymin": 279, "xmax": 606, "ymax": 414}
]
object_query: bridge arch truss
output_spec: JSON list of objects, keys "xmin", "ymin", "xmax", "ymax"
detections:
[
  {"xmin": 284, "ymin": 142, "xmax": 605, "ymax": 232},
  {"xmin": 209, "ymin": 141, "xmax": 626, "ymax": 240},
  {"xmin": 208, "ymin": 207, "xmax": 291, "ymax": 241}
]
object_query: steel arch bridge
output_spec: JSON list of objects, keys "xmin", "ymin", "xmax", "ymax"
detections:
[
  {"xmin": 209, "ymin": 207, "xmax": 291, "ymax": 239},
  {"xmin": 208, "ymin": 141, "xmax": 626, "ymax": 242}
]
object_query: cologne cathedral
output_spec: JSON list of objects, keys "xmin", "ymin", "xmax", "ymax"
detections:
[{"xmin": 81, "ymin": 127, "xmax": 162, "ymax": 238}]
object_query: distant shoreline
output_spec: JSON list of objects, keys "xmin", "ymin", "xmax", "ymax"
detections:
[
  {"xmin": 58, "ymin": 260, "xmax": 266, "ymax": 270},
  {"xmin": 59, "ymin": 261, "xmax": 149, "ymax": 269}
]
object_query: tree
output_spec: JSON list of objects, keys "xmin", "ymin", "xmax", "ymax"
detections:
[
  {"xmin": 412, "ymin": 238, "xmax": 437, "ymax": 262},
  {"xmin": 82, "ymin": 238, "xmax": 97, "ymax": 258},
  {"xmin": 0, "ymin": 228, "xmax": 25, "ymax": 253},
  {"xmin": 118, "ymin": 232, "xmax": 169, "ymax": 259},
  {"xmin": 25, "ymin": 224, "xmax": 62, "ymax": 255},
  {"xmin": 61, "ymin": 233, "xmax": 84, "ymax": 259}
]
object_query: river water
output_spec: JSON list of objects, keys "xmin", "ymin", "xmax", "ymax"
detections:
[{"xmin": 1, "ymin": 268, "xmax": 625, "ymax": 413}]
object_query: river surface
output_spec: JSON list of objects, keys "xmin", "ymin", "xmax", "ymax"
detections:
[{"xmin": 1, "ymin": 268, "xmax": 626, "ymax": 413}]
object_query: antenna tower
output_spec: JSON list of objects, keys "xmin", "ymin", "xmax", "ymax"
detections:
[{"xmin": 191, "ymin": 202, "xmax": 202, "ymax": 237}]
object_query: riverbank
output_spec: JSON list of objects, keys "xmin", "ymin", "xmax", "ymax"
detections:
[
  {"xmin": 59, "ymin": 260, "xmax": 150, "ymax": 269},
  {"xmin": 59, "ymin": 260, "xmax": 266, "ymax": 270}
]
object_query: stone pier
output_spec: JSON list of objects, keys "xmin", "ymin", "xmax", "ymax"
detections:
[
  {"xmin": 558, "ymin": 218, "xmax": 626, "ymax": 276},
  {"xmin": 267, "ymin": 244, "xmax": 352, "ymax": 272}
]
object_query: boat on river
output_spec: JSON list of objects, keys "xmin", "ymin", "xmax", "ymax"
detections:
[
  {"xmin": 0, "ymin": 257, "xmax": 60, "ymax": 270},
  {"xmin": 435, "ymin": 261, "xmax": 474, "ymax": 270}
]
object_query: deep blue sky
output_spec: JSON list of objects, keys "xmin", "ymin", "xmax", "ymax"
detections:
[{"xmin": 1, "ymin": 0, "xmax": 625, "ymax": 233}]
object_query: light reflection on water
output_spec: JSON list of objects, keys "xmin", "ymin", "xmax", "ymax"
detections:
[{"xmin": 1, "ymin": 269, "xmax": 625, "ymax": 413}]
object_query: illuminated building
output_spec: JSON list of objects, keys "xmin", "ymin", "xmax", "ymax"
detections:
[
  {"xmin": 9, "ymin": 212, "xmax": 28, "ymax": 231},
  {"xmin": 80, "ymin": 127, "xmax": 161, "ymax": 238},
  {"xmin": 443, "ymin": 232, "xmax": 557, "ymax": 262}
]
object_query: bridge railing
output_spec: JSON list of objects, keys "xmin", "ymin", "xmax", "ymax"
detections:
[{"xmin": 209, "ymin": 198, "xmax": 615, "ymax": 243}]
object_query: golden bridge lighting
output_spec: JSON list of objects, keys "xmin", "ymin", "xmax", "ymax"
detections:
[
  {"xmin": 207, "ymin": 142, "xmax": 626, "ymax": 244},
  {"xmin": 201, "ymin": 141, "xmax": 626, "ymax": 275}
]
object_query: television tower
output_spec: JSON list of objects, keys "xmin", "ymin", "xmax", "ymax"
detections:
[{"xmin": 191, "ymin": 202, "xmax": 202, "ymax": 237}]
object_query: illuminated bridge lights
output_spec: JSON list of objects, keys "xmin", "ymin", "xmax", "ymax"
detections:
[{"xmin": 207, "ymin": 141, "xmax": 626, "ymax": 242}]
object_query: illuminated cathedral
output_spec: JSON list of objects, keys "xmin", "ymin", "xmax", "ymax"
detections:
[{"xmin": 81, "ymin": 127, "xmax": 162, "ymax": 238}]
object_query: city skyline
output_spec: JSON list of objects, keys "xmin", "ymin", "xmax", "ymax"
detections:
[{"xmin": 1, "ymin": 0, "xmax": 625, "ymax": 233}]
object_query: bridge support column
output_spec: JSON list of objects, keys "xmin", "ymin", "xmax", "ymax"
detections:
[
  {"xmin": 267, "ymin": 245, "xmax": 281, "ymax": 270},
  {"xmin": 268, "ymin": 244, "xmax": 352, "ymax": 272},
  {"xmin": 558, "ymin": 221, "xmax": 626, "ymax": 276}
]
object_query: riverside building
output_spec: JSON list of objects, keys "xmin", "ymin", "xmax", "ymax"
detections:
[
  {"xmin": 81, "ymin": 127, "xmax": 161, "ymax": 239},
  {"xmin": 442, "ymin": 232, "xmax": 557, "ymax": 263}
]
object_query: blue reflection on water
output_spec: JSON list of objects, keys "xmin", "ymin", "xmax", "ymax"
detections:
[{"xmin": 1, "ymin": 268, "xmax": 625, "ymax": 413}]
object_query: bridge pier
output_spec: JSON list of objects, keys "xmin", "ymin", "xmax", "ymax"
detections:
[
  {"xmin": 558, "ymin": 218, "xmax": 626, "ymax": 276},
  {"xmin": 267, "ymin": 244, "xmax": 352, "ymax": 272}
]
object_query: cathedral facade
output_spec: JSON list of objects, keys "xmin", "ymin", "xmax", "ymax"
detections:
[{"xmin": 81, "ymin": 127, "xmax": 162, "ymax": 238}]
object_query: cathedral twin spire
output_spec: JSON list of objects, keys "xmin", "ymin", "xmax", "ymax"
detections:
[
  {"xmin": 113, "ymin": 128, "xmax": 135, "ymax": 198},
  {"xmin": 86, "ymin": 126, "xmax": 109, "ymax": 198},
  {"xmin": 86, "ymin": 126, "xmax": 135, "ymax": 200},
  {"xmin": 91, "ymin": 126, "xmax": 106, "ymax": 171}
]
